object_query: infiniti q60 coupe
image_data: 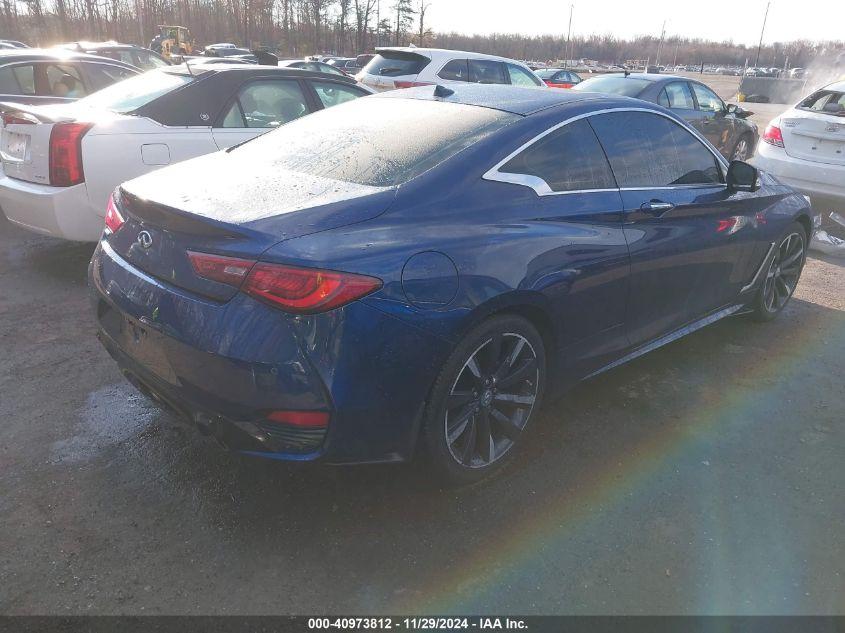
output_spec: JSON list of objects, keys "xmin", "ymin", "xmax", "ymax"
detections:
[{"xmin": 89, "ymin": 85, "xmax": 812, "ymax": 485}]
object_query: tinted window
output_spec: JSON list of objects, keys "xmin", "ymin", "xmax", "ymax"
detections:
[
  {"xmin": 535, "ymin": 69, "xmax": 557, "ymax": 80},
  {"xmin": 84, "ymin": 63, "xmax": 137, "ymax": 91},
  {"xmin": 226, "ymin": 80, "xmax": 308, "ymax": 128},
  {"xmin": 572, "ymin": 76, "xmax": 650, "ymax": 96},
  {"xmin": 691, "ymin": 83, "xmax": 724, "ymax": 112},
  {"xmin": 363, "ymin": 51, "xmax": 429, "ymax": 77},
  {"xmin": 135, "ymin": 50, "xmax": 169, "ymax": 69},
  {"xmin": 468, "ymin": 59, "xmax": 505, "ymax": 84},
  {"xmin": 233, "ymin": 98, "xmax": 518, "ymax": 187},
  {"xmin": 79, "ymin": 70, "xmax": 194, "ymax": 113},
  {"xmin": 798, "ymin": 89, "xmax": 845, "ymax": 114},
  {"xmin": 506, "ymin": 63, "xmax": 542, "ymax": 87},
  {"xmin": 44, "ymin": 63, "xmax": 87, "ymax": 97},
  {"xmin": 316, "ymin": 62, "xmax": 345, "ymax": 76},
  {"xmin": 311, "ymin": 80, "xmax": 366, "ymax": 108},
  {"xmin": 438, "ymin": 59, "xmax": 468, "ymax": 81},
  {"xmin": 0, "ymin": 64, "xmax": 34, "ymax": 95},
  {"xmin": 658, "ymin": 82, "xmax": 695, "ymax": 109},
  {"xmin": 590, "ymin": 111, "xmax": 722, "ymax": 187},
  {"xmin": 499, "ymin": 119, "xmax": 616, "ymax": 192}
]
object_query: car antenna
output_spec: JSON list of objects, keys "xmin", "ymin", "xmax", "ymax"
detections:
[
  {"xmin": 184, "ymin": 56, "xmax": 194, "ymax": 77},
  {"xmin": 433, "ymin": 84, "xmax": 454, "ymax": 98}
]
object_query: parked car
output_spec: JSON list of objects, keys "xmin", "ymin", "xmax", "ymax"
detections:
[
  {"xmin": 189, "ymin": 57, "xmax": 255, "ymax": 66},
  {"xmin": 0, "ymin": 65, "xmax": 371, "ymax": 241},
  {"xmin": 573, "ymin": 73, "xmax": 759, "ymax": 160},
  {"xmin": 89, "ymin": 84, "xmax": 811, "ymax": 484},
  {"xmin": 355, "ymin": 47, "xmax": 545, "ymax": 91},
  {"xmin": 278, "ymin": 59, "xmax": 348, "ymax": 77},
  {"xmin": 751, "ymin": 80, "xmax": 845, "ymax": 214},
  {"xmin": 55, "ymin": 41, "xmax": 169, "ymax": 70},
  {"xmin": 788, "ymin": 67, "xmax": 806, "ymax": 79},
  {"xmin": 0, "ymin": 48, "xmax": 139, "ymax": 107},
  {"xmin": 0, "ymin": 40, "xmax": 28, "ymax": 49},
  {"xmin": 326, "ymin": 57, "xmax": 358, "ymax": 74},
  {"xmin": 535, "ymin": 68, "xmax": 582, "ymax": 88},
  {"xmin": 203, "ymin": 45, "xmax": 256, "ymax": 63}
]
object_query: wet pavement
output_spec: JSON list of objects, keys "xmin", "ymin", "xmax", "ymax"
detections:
[{"xmin": 0, "ymin": 213, "xmax": 843, "ymax": 615}]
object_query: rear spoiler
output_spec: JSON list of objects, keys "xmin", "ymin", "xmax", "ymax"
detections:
[{"xmin": 0, "ymin": 101, "xmax": 76, "ymax": 124}]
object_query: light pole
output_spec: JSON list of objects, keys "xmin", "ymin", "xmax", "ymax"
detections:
[
  {"xmin": 755, "ymin": 1, "xmax": 770, "ymax": 67},
  {"xmin": 564, "ymin": 3, "xmax": 573, "ymax": 68},
  {"xmin": 655, "ymin": 20, "xmax": 666, "ymax": 67}
]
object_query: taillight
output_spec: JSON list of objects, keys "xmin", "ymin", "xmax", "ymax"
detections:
[
  {"xmin": 104, "ymin": 193, "xmax": 125, "ymax": 234},
  {"xmin": 266, "ymin": 410, "xmax": 329, "ymax": 428},
  {"xmin": 187, "ymin": 251, "xmax": 254, "ymax": 286},
  {"xmin": 242, "ymin": 262, "xmax": 382, "ymax": 314},
  {"xmin": 49, "ymin": 122, "xmax": 92, "ymax": 186},
  {"xmin": 762, "ymin": 123, "xmax": 784, "ymax": 148},
  {"xmin": 2, "ymin": 112, "xmax": 36, "ymax": 126},
  {"xmin": 188, "ymin": 251, "xmax": 381, "ymax": 314},
  {"xmin": 393, "ymin": 80, "xmax": 433, "ymax": 89}
]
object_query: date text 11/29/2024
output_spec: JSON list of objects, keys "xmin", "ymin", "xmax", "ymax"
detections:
[{"xmin": 307, "ymin": 617, "xmax": 528, "ymax": 629}]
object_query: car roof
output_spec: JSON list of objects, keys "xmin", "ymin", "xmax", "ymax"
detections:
[
  {"xmin": 0, "ymin": 48, "xmax": 138, "ymax": 66},
  {"xmin": 822, "ymin": 80, "xmax": 845, "ymax": 92},
  {"xmin": 375, "ymin": 46, "xmax": 530, "ymax": 65},
  {"xmin": 583, "ymin": 72, "xmax": 690, "ymax": 83},
  {"xmin": 173, "ymin": 63, "xmax": 357, "ymax": 83},
  {"xmin": 376, "ymin": 83, "xmax": 611, "ymax": 115}
]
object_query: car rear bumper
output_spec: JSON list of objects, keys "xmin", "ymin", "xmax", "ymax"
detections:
[
  {"xmin": 752, "ymin": 144, "xmax": 845, "ymax": 203},
  {"xmin": 0, "ymin": 174, "xmax": 102, "ymax": 241},
  {"xmin": 89, "ymin": 239, "xmax": 451, "ymax": 464}
]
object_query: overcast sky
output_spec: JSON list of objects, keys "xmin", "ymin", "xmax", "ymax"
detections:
[{"xmin": 428, "ymin": 0, "xmax": 843, "ymax": 45}]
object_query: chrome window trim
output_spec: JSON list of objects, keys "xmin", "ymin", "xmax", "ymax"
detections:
[{"xmin": 483, "ymin": 106, "xmax": 729, "ymax": 197}]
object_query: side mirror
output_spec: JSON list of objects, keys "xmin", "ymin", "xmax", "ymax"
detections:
[
  {"xmin": 726, "ymin": 103, "xmax": 738, "ymax": 114},
  {"xmin": 726, "ymin": 160, "xmax": 760, "ymax": 192}
]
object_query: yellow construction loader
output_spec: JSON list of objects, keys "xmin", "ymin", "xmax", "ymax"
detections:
[{"xmin": 153, "ymin": 25, "xmax": 195, "ymax": 60}]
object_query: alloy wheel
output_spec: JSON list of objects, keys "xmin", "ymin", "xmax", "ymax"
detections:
[
  {"xmin": 445, "ymin": 333, "xmax": 539, "ymax": 468},
  {"xmin": 732, "ymin": 138, "xmax": 750, "ymax": 161},
  {"xmin": 762, "ymin": 231, "xmax": 804, "ymax": 313}
]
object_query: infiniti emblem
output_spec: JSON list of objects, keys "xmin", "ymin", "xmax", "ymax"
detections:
[{"xmin": 137, "ymin": 230, "xmax": 153, "ymax": 249}]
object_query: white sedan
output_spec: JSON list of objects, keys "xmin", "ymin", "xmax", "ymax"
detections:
[
  {"xmin": 0, "ymin": 64, "xmax": 371, "ymax": 241},
  {"xmin": 752, "ymin": 80, "xmax": 845, "ymax": 213}
]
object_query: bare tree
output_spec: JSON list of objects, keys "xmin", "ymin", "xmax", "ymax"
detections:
[
  {"xmin": 415, "ymin": 0, "xmax": 429, "ymax": 46},
  {"xmin": 353, "ymin": 0, "xmax": 375, "ymax": 53},
  {"xmin": 391, "ymin": 0, "xmax": 412, "ymax": 46}
]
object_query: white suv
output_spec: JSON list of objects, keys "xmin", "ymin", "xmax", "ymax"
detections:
[{"xmin": 355, "ymin": 47, "xmax": 546, "ymax": 92}]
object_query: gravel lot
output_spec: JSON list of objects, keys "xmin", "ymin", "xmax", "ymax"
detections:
[{"xmin": 1, "ymin": 197, "xmax": 843, "ymax": 614}]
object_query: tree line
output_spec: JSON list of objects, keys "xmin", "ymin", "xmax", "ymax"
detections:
[{"xmin": 1, "ymin": 0, "xmax": 841, "ymax": 66}]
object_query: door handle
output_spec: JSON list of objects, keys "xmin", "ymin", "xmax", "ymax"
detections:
[{"xmin": 640, "ymin": 200, "xmax": 675, "ymax": 217}]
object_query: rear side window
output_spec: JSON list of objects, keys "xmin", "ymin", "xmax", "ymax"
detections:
[
  {"xmin": 468, "ymin": 60, "xmax": 505, "ymax": 84},
  {"xmin": 658, "ymin": 82, "xmax": 695, "ymax": 109},
  {"xmin": 44, "ymin": 63, "xmax": 87, "ymax": 97},
  {"xmin": 223, "ymin": 80, "xmax": 309, "ymax": 128},
  {"xmin": 590, "ymin": 111, "xmax": 722, "ymax": 187},
  {"xmin": 506, "ymin": 63, "xmax": 542, "ymax": 87},
  {"xmin": 363, "ymin": 51, "xmax": 429, "ymax": 77},
  {"xmin": 438, "ymin": 59, "xmax": 468, "ymax": 81},
  {"xmin": 499, "ymin": 119, "xmax": 616, "ymax": 192},
  {"xmin": 0, "ymin": 65, "xmax": 35, "ymax": 95},
  {"xmin": 84, "ymin": 63, "xmax": 137, "ymax": 91}
]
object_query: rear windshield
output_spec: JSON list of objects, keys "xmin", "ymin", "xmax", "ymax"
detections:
[
  {"xmin": 77, "ymin": 70, "xmax": 194, "ymax": 113},
  {"xmin": 229, "ymin": 97, "xmax": 518, "ymax": 187},
  {"xmin": 363, "ymin": 51, "xmax": 430, "ymax": 77},
  {"xmin": 573, "ymin": 76, "xmax": 651, "ymax": 97},
  {"xmin": 535, "ymin": 69, "xmax": 559, "ymax": 79},
  {"xmin": 798, "ymin": 89, "xmax": 845, "ymax": 116}
]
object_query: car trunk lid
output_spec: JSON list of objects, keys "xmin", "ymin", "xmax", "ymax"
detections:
[
  {"xmin": 356, "ymin": 50, "xmax": 431, "ymax": 92},
  {"xmin": 781, "ymin": 109, "xmax": 845, "ymax": 166},
  {"xmin": 108, "ymin": 151, "xmax": 396, "ymax": 302},
  {"xmin": 0, "ymin": 102, "xmax": 118, "ymax": 185}
]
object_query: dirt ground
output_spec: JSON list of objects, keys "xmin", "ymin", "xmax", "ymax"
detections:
[{"xmin": 0, "ymin": 203, "xmax": 843, "ymax": 614}]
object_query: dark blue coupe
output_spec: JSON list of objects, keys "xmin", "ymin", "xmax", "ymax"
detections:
[{"xmin": 89, "ymin": 85, "xmax": 812, "ymax": 484}]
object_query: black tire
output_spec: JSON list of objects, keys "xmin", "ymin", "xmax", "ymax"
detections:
[
  {"xmin": 421, "ymin": 314, "xmax": 546, "ymax": 486},
  {"xmin": 731, "ymin": 133, "xmax": 754, "ymax": 162},
  {"xmin": 751, "ymin": 221, "xmax": 807, "ymax": 322}
]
